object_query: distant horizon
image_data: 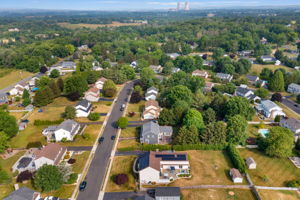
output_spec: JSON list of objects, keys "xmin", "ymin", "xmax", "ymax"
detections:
[{"xmin": 1, "ymin": 0, "xmax": 300, "ymax": 11}]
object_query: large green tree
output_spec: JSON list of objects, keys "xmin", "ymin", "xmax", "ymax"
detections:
[
  {"xmin": 64, "ymin": 75, "xmax": 88, "ymax": 96},
  {"xmin": 183, "ymin": 109, "xmax": 205, "ymax": 131},
  {"xmin": 226, "ymin": 115, "xmax": 248, "ymax": 144},
  {"xmin": 224, "ymin": 96, "xmax": 255, "ymax": 120},
  {"xmin": 0, "ymin": 111, "xmax": 18, "ymax": 137},
  {"xmin": 103, "ymin": 79, "xmax": 117, "ymax": 97},
  {"xmin": 0, "ymin": 132, "xmax": 9, "ymax": 153},
  {"xmin": 269, "ymin": 70, "xmax": 285, "ymax": 92},
  {"xmin": 34, "ymin": 165, "xmax": 63, "ymax": 192},
  {"xmin": 165, "ymin": 85, "xmax": 193, "ymax": 106},
  {"xmin": 201, "ymin": 121, "xmax": 227, "ymax": 145},
  {"xmin": 174, "ymin": 126, "xmax": 199, "ymax": 145}
]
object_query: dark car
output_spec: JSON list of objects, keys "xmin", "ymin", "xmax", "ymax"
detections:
[
  {"xmin": 79, "ymin": 181, "xmax": 87, "ymax": 191},
  {"xmin": 111, "ymin": 135, "xmax": 116, "ymax": 140},
  {"xmin": 120, "ymin": 104, "xmax": 125, "ymax": 111},
  {"xmin": 294, "ymin": 104, "xmax": 299, "ymax": 107},
  {"xmin": 98, "ymin": 137, "xmax": 104, "ymax": 144}
]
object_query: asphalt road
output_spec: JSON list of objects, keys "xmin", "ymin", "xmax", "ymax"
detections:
[
  {"xmin": 77, "ymin": 81, "xmax": 134, "ymax": 200},
  {"xmin": 282, "ymin": 98, "xmax": 300, "ymax": 115}
]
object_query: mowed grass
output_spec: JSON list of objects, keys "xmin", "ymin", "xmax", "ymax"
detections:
[
  {"xmin": 9, "ymin": 111, "xmax": 27, "ymax": 121},
  {"xmin": 170, "ymin": 150, "xmax": 234, "ymax": 187},
  {"xmin": 126, "ymin": 101, "xmax": 145, "ymax": 121},
  {"xmin": 120, "ymin": 127, "xmax": 138, "ymax": 138},
  {"xmin": 0, "ymin": 185, "xmax": 14, "ymax": 199},
  {"xmin": 71, "ymin": 151, "xmax": 90, "ymax": 174},
  {"xmin": 0, "ymin": 151, "xmax": 25, "ymax": 177},
  {"xmin": 117, "ymin": 139, "xmax": 139, "ymax": 151},
  {"xmin": 42, "ymin": 185, "xmax": 76, "ymax": 199},
  {"xmin": 239, "ymin": 149, "xmax": 300, "ymax": 186},
  {"xmin": 0, "ymin": 69, "xmax": 33, "ymax": 90},
  {"xmin": 259, "ymin": 190, "xmax": 300, "ymax": 200},
  {"xmin": 181, "ymin": 188, "xmax": 256, "ymax": 200},
  {"xmin": 105, "ymin": 156, "xmax": 137, "ymax": 192},
  {"xmin": 250, "ymin": 64, "xmax": 294, "ymax": 74}
]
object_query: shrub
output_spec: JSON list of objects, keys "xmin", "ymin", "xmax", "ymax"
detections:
[
  {"xmin": 26, "ymin": 141, "xmax": 43, "ymax": 149},
  {"xmin": 173, "ymin": 143, "xmax": 227, "ymax": 151},
  {"xmin": 17, "ymin": 170, "xmax": 33, "ymax": 183},
  {"xmin": 66, "ymin": 173, "xmax": 78, "ymax": 184},
  {"xmin": 88, "ymin": 113, "xmax": 100, "ymax": 121},
  {"xmin": 64, "ymin": 155, "xmax": 70, "ymax": 160},
  {"xmin": 140, "ymin": 144, "xmax": 172, "ymax": 151},
  {"xmin": 128, "ymin": 112, "xmax": 135, "ymax": 117},
  {"xmin": 67, "ymin": 158, "xmax": 76, "ymax": 164},
  {"xmin": 287, "ymin": 179, "xmax": 300, "ymax": 187},
  {"xmin": 115, "ymin": 174, "xmax": 128, "ymax": 185},
  {"xmin": 271, "ymin": 93, "xmax": 282, "ymax": 102},
  {"xmin": 82, "ymin": 133, "xmax": 91, "ymax": 140},
  {"xmin": 227, "ymin": 145, "xmax": 246, "ymax": 173},
  {"xmin": 34, "ymin": 119, "xmax": 64, "ymax": 126},
  {"xmin": 116, "ymin": 117, "xmax": 128, "ymax": 129},
  {"xmin": 274, "ymin": 115, "xmax": 281, "ymax": 122},
  {"xmin": 61, "ymin": 138, "xmax": 68, "ymax": 143}
]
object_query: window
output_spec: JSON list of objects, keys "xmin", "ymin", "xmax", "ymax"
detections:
[{"xmin": 179, "ymin": 165, "xmax": 182, "ymax": 169}]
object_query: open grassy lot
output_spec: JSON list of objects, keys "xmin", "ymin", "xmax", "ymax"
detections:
[
  {"xmin": 105, "ymin": 156, "xmax": 137, "ymax": 192},
  {"xmin": 277, "ymin": 102, "xmax": 300, "ymax": 120},
  {"xmin": 92, "ymin": 102, "xmax": 111, "ymax": 113},
  {"xmin": 71, "ymin": 151, "xmax": 90, "ymax": 174},
  {"xmin": 250, "ymin": 64, "xmax": 294, "ymax": 74},
  {"xmin": 9, "ymin": 111, "xmax": 27, "ymax": 121},
  {"xmin": 0, "ymin": 69, "xmax": 33, "ymax": 90},
  {"xmin": 58, "ymin": 22, "xmax": 144, "ymax": 29},
  {"xmin": 181, "ymin": 188, "xmax": 256, "ymax": 200},
  {"xmin": 259, "ymin": 190, "xmax": 300, "ymax": 200},
  {"xmin": 170, "ymin": 150, "xmax": 235, "ymax": 187},
  {"xmin": 239, "ymin": 149, "xmax": 300, "ymax": 187},
  {"xmin": 120, "ymin": 127, "xmax": 138, "ymax": 138},
  {"xmin": 117, "ymin": 139, "xmax": 139, "ymax": 151}
]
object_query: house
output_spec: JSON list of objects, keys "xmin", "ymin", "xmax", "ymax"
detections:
[
  {"xmin": 9, "ymin": 82, "xmax": 29, "ymax": 96},
  {"xmin": 192, "ymin": 70, "xmax": 208, "ymax": 79},
  {"xmin": 246, "ymin": 157, "xmax": 256, "ymax": 169},
  {"xmin": 166, "ymin": 53, "xmax": 180, "ymax": 60},
  {"xmin": 78, "ymin": 44, "xmax": 89, "ymax": 51},
  {"xmin": 255, "ymin": 100, "xmax": 285, "ymax": 119},
  {"xmin": 238, "ymin": 50, "xmax": 253, "ymax": 57},
  {"xmin": 230, "ymin": 168, "xmax": 243, "ymax": 183},
  {"xmin": 203, "ymin": 60, "xmax": 214, "ymax": 67},
  {"xmin": 42, "ymin": 120, "xmax": 80, "ymax": 141},
  {"xmin": 28, "ymin": 77, "xmax": 39, "ymax": 88},
  {"xmin": 171, "ymin": 67, "xmax": 180, "ymax": 73},
  {"xmin": 8, "ymin": 28, "xmax": 20, "ymax": 32},
  {"xmin": 84, "ymin": 87, "xmax": 99, "ymax": 102},
  {"xmin": 48, "ymin": 61, "xmax": 76, "ymax": 75},
  {"xmin": 280, "ymin": 117, "xmax": 300, "ymax": 141},
  {"xmin": 145, "ymin": 87, "xmax": 158, "ymax": 101},
  {"xmin": 246, "ymin": 75, "xmax": 260, "ymax": 85},
  {"xmin": 75, "ymin": 99, "xmax": 92, "ymax": 117},
  {"xmin": 140, "ymin": 121, "xmax": 173, "ymax": 144},
  {"xmin": 142, "ymin": 100, "xmax": 161, "ymax": 120},
  {"xmin": 287, "ymin": 83, "xmax": 300, "ymax": 94},
  {"xmin": 155, "ymin": 187, "xmax": 181, "ymax": 200},
  {"xmin": 260, "ymin": 37, "xmax": 268, "ymax": 44},
  {"xmin": 4, "ymin": 187, "xmax": 41, "ymax": 200},
  {"xmin": 130, "ymin": 61, "xmax": 138, "ymax": 68},
  {"xmin": 203, "ymin": 82, "xmax": 214, "ymax": 92},
  {"xmin": 92, "ymin": 61, "xmax": 103, "ymax": 71},
  {"xmin": 261, "ymin": 55, "xmax": 276, "ymax": 62},
  {"xmin": 234, "ymin": 86, "xmax": 261, "ymax": 101},
  {"xmin": 0, "ymin": 93, "xmax": 8, "ymax": 104},
  {"xmin": 33, "ymin": 143, "xmax": 66, "ymax": 169},
  {"xmin": 12, "ymin": 148, "xmax": 37, "ymax": 173},
  {"xmin": 95, "ymin": 77, "xmax": 107, "ymax": 90},
  {"xmin": 216, "ymin": 73, "xmax": 233, "ymax": 82},
  {"xmin": 136, "ymin": 151, "xmax": 190, "ymax": 184},
  {"xmin": 150, "ymin": 65, "xmax": 163, "ymax": 74}
]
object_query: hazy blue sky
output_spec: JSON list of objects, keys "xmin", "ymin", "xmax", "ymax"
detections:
[{"xmin": 2, "ymin": 0, "xmax": 300, "ymax": 10}]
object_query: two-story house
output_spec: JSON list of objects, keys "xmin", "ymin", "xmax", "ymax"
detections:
[
  {"xmin": 95, "ymin": 77, "xmax": 107, "ymax": 90},
  {"xmin": 192, "ymin": 69, "xmax": 208, "ymax": 79},
  {"xmin": 234, "ymin": 86, "xmax": 261, "ymax": 102},
  {"xmin": 145, "ymin": 87, "xmax": 158, "ymax": 101},
  {"xmin": 75, "ymin": 99, "xmax": 92, "ymax": 117},
  {"xmin": 280, "ymin": 117, "xmax": 300, "ymax": 141},
  {"xmin": 216, "ymin": 73, "xmax": 233, "ymax": 82},
  {"xmin": 142, "ymin": 100, "xmax": 161, "ymax": 120},
  {"xmin": 255, "ymin": 100, "xmax": 286, "ymax": 119},
  {"xmin": 84, "ymin": 87, "xmax": 99, "ymax": 102},
  {"xmin": 287, "ymin": 83, "xmax": 300, "ymax": 94},
  {"xmin": 140, "ymin": 121, "xmax": 173, "ymax": 144}
]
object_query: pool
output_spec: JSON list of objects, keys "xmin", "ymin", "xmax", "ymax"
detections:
[{"xmin": 258, "ymin": 129, "xmax": 269, "ymax": 137}]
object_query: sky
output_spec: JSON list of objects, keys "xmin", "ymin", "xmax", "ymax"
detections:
[{"xmin": 1, "ymin": 0, "xmax": 300, "ymax": 11}]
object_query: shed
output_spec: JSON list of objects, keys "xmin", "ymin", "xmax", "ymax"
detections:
[{"xmin": 246, "ymin": 157, "xmax": 256, "ymax": 169}]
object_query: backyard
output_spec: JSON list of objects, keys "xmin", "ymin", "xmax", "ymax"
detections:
[
  {"xmin": 0, "ymin": 69, "xmax": 33, "ymax": 90},
  {"xmin": 258, "ymin": 190, "xmax": 300, "ymax": 200}
]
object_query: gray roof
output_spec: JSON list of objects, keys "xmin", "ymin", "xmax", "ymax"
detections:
[
  {"xmin": 246, "ymin": 157, "xmax": 256, "ymax": 165},
  {"xmin": 216, "ymin": 73, "xmax": 232, "ymax": 79},
  {"xmin": 4, "ymin": 187, "xmax": 37, "ymax": 200},
  {"xmin": 155, "ymin": 187, "xmax": 181, "ymax": 197},
  {"xmin": 146, "ymin": 87, "xmax": 158, "ymax": 93},
  {"xmin": 142, "ymin": 121, "xmax": 160, "ymax": 136},
  {"xmin": 236, "ymin": 87, "xmax": 251, "ymax": 96},
  {"xmin": 281, "ymin": 117, "xmax": 300, "ymax": 130},
  {"xmin": 60, "ymin": 61, "xmax": 76, "ymax": 68},
  {"xmin": 246, "ymin": 75, "xmax": 259, "ymax": 82},
  {"xmin": 56, "ymin": 120, "xmax": 80, "ymax": 135},
  {"xmin": 261, "ymin": 100, "xmax": 279, "ymax": 111},
  {"xmin": 76, "ymin": 99, "xmax": 90, "ymax": 108},
  {"xmin": 159, "ymin": 126, "xmax": 173, "ymax": 134},
  {"xmin": 289, "ymin": 83, "xmax": 300, "ymax": 90}
]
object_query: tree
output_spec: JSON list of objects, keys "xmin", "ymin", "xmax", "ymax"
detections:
[
  {"xmin": 0, "ymin": 111, "xmax": 18, "ymax": 137},
  {"xmin": 297, "ymin": 94, "xmax": 300, "ymax": 104},
  {"xmin": 37, "ymin": 76, "xmax": 51, "ymax": 89},
  {"xmin": 172, "ymin": 100, "xmax": 189, "ymax": 124},
  {"xmin": 88, "ymin": 113, "xmax": 100, "ymax": 121},
  {"xmin": 64, "ymin": 75, "xmax": 88, "ymax": 96},
  {"xmin": 63, "ymin": 106, "xmax": 76, "ymax": 119},
  {"xmin": 226, "ymin": 115, "xmax": 248, "ymax": 145},
  {"xmin": 120, "ymin": 65, "xmax": 136, "ymax": 80},
  {"xmin": 116, "ymin": 117, "xmax": 128, "ymax": 129},
  {"xmin": 203, "ymin": 108, "xmax": 216, "ymax": 125},
  {"xmin": 271, "ymin": 93, "xmax": 282, "ymax": 102},
  {"xmin": 130, "ymin": 92, "xmax": 142, "ymax": 103},
  {"xmin": 49, "ymin": 81, "xmax": 60, "ymax": 98},
  {"xmin": 0, "ymin": 168, "xmax": 10, "ymax": 184},
  {"xmin": 103, "ymin": 79, "xmax": 117, "ymax": 97},
  {"xmin": 50, "ymin": 69, "xmax": 60, "ymax": 78},
  {"xmin": 22, "ymin": 89, "xmax": 30, "ymax": 99},
  {"xmin": 33, "ymin": 87, "xmax": 54, "ymax": 107},
  {"xmin": 254, "ymin": 88, "xmax": 269, "ymax": 98},
  {"xmin": 0, "ymin": 132, "xmax": 9, "ymax": 153},
  {"xmin": 269, "ymin": 70, "xmax": 285, "ymax": 92},
  {"xmin": 65, "ymin": 44, "xmax": 75, "ymax": 55},
  {"xmin": 165, "ymin": 85, "xmax": 193, "ymax": 106},
  {"xmin": 22, "ymin": 98, "xmax": 31, "ymax": 107},
  {"xmin": 57, "ymin": 164, "xmax": 72, "ymax": 183},
  {"xmin": 274, "ymin": 50, "xmax": 284, "ymax": 60},
  {"xmin": 264, "ymin": 127, "xmax": 294, "ymax": 157},
  {"xmin": 17, "ymin": 170, "xmax": 33, "ymax": 183},
  {"xmin": 162, "ymin": 61, "xmax": 174, "ymax": 75},
  {"xmin": 40, "ymin": 66, "xmax": 48, "ymax": 74},
  {"xmin": 115, "ymin": 174, "xmax": 128, "ymax": 185},
  {"xmin": 183, "ymin": 109, "xmax": 205, "ymax": 131},
  {"xmin": 224, "ymin": 96, "xmax": 255, "ymax": 120},
  {"xmin": 34, "ymin": 165, "xmax": 63, "ymax": 192},
  {"xmin": 174, "ymin": 126, "xmax": 199, "ymax": 145},
  {"xmin": 201, "ymin": 121, "xmax": 227, "ymax": 145},
  {"xmin": 158, "ymin": 109, "xmax": 175, "ymax": 126},
  {"xmin": 86, "ymin": 72, "xmax": 98, "ymax": 84},
  {"xmin": 140, "ymin": 67, "xmax": 155, "ymax": 87},
  {"xmin": 212, "ymin": 48, "xmax": 225, "ymax": 60},
  {"xmin": 57, "ymin": 78, "xmax": 64, "ymax": 92}
]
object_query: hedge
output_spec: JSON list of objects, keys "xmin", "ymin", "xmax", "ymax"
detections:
[
  {"xmin": 34, "ymin": 119, "xmax": 64, "ymax": 126},
  {"xmin": 139, "ymin": 144, "xmax": 172, "ymax": 151},
  {"xmin": 227, "ymin": 145, "xmax": 246, "ymax": 173},
  {"xmin": 173, "ymin": 144, "xmax": 227, "ymax": 151}
]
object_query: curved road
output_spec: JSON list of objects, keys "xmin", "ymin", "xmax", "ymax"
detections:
[{"xmin": 77, "ymin": 81, "xmax": 134, "ymax": 200}]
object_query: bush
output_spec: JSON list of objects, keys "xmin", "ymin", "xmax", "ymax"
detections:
[
  {"xmin": 114, "ymin": 174, "xmax": 128, "ymax": 185},
  {"xmin": 88, "ymin": 113, "xmax": 100, "ymax": 121},
  {"xmin": 227, "ymin": 145, "xmax": 246, "ymax": 173},
  {"xmin": 116, "ymin": 117, "xmax": 128, "ymax": 129},
  {"xmin": 22, "ymin": 98, "xmax": 31, "ymax": 107},
  {"xmin": 128, "ymin": 112, "xmax": 135, "ymax": 117},
  {"xmin": 34, "ymin": 119, "xmax": 64, "ymax": 126},
  {"xmin": 140, "ymin": 144, "xmax": 172, "ymax": 151},
  {"xmin": 66, "ymin": 173, "xmax": 78, "ymax": 184},
  {"xmin": 287, "ymin": 179, "xmax": 300, "ymax": 187},
  {"xmin": 173, "ymin": 143, "xmax": 227, "ymax": 151},
  {"xmin": 67, "ymin": 158, "xmax": 76, "ymax": 164},
  {"xmin": 82, "ymin": 133, "xmax": 91, "ymax": 140},
  {"xmin": 271, "ymin": 93, "xmax": 282, "ymax": 102},
  {"xmin": 17, "ymin": 170, "xmax": 33, "ymax": 183},
  {"xmin": 274, "ymin": 115, "xmax": 281, "ymax": 122},
  {"xmin": 130, "ymin": 92, "xmax": 142, "ymax": 103},
  {"xmin": 26, "ymin": 141, "xmax": 43, "ymax": 149}
]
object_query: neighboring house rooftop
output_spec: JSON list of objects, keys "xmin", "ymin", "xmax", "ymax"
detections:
[
  {"xmin": 76, "ymin": 99, "xmax": 90, "ymax": 108},
  {"xmin": 56, "ymin": 120, "xmax": 80, "ymax": 136},
  {"xmin": 33, "ymin": 143, "xmax": 66, "ymax": 165},
  {"xmin": 261, "ymin": 100, "xmax": 279, "ymax": 111},
  {"xmin": 4, "ymin": 187, "xmax": 39, "ymax": 200},
  {"xmin": 246, "ymin": 157, "xmax": 256, "ymax": 166},
  {"xmin": 280, "ymin": 117, "xmax": 300, "ymax": 131},
  {"xmin": 230, "ymin": 168, "xmax": 243, "ymax": 179},
  {"xmin": 146, "ymin": 87, "xmax": 158, "ymax": 93},
  {"xmin": 246, "ymin": 75, "xmax": 259, "ymax": 82},
  {"xmin": 145, "ymin": 100, "xmax": 159, "ymax": 108},
  {"xmin": 97, "ymin": 77, "xmax": 107, "ymax": 83},
  {"xmin": 155, "ymin": 187, "xmax": 181, "ymax": 197},
  {"xmin": 216, "ymin": 73, "xmax": 232, "ymax": 80}
]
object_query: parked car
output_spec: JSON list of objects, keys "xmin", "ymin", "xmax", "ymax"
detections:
[
  {"xmin": 111, "ymin": 135, "xmax": 116, "ymax": 140},
  {"xmin": 79, "ymin": 181, "xmax": 87, "ymax": 191},
  {"xmin": 120, "ymin": 104, "xmax": 125, "ymax": 111},
  {"xmin": 98, "ymin": 137, "xmax": 104, "ymax": 144}
]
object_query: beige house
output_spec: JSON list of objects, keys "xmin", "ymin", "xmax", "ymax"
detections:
[
  {"xmin": 192, "ymin": 69, "xmax": 208, "ymax": 79},
  {"xmin": 84, "ymin": 87, "xmax": 99, "ymax": 102},
  {"xmin": 95, "ymin": 77, "xmax": 107, "ymax": 90},
  {"xmin": 142, "ymin": 100, "xmax": 161, "ymax": 120}
]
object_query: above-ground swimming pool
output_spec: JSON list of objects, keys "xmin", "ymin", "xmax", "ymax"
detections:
[{"xmin": 258, "ymin": 129, "xmax": 270, "ymax": 137}]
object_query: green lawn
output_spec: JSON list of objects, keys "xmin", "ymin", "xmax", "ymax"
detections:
[
  {"xmin": 120, "ymin": 127, "xmax": 138, "ymax": 138},
  {"xmin": 127, "ymin": 101, "xmax": 145, "ymax": 113},
  {"xmin": 250, "ymin": 64, "xmax": 294, "ymax": 74},
  {"xmin": 0, "ymin": 185, "xmax": 14, "ymax": 199},
  {"xmin": 71, "ymin": 151, "xmax": 90, "ymax": 174},
  {"xmin": 117, "ymin": 139, "xmax": 140, "ymax": 152},
  {"xmin": 0, "ymin": 69, "xmax": 33, "ymax": 90},
  {"xmin": 0, "ymin": 151, "xmax": 25, "ymax": 177},
  {"xmin": 239, "ymin": 149, "xmax": 300, "ymax": 187}
]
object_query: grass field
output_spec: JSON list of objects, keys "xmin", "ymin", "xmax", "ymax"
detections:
[
  {"xmin": 258, "ymin": 190, "xmax": 300, "ymax": 200},
  {"xmin": 42, "ymin": 185, "xmax": 76, "ymax": 199},
  {"xmin": 71, "ymin": 151, "xmax": 90, "ymax": 174},
  {"xmin": 120, "ymin": 127, "xmax": 138, "ymax": 138},
  {"xmin": 58, "ymin": 22, "xmax": 144, "ymax": 29},
  {"xmin": 170, "ymin": 150, "xmax": 235, "ymax": 187},
  {"xmin": 181, "ymin": 188, "xmax": 256, "ymax": 200},
  {"xmin": 239, "ymin": 149, "xmax": 300, "ymax": 187},
  {"xmin": 250, "ymin": 64, "xmax": 294, "ymax": 74},
  {"xmin": 0, "ymin": 151, "xmax": 25, "ymax": 177},
  {"xmin": 9, "ymin": 111, "xmax": 27, "ymax": 121},
  {"xmin": 0, "ymin": 185, "xmax": 14, "ymax": 199},
  {"xmin": 0, "ymin": 69, "xmax": 33, "ymax": 90},
  {"xmin": 117, "ymin": 139, "xmax": 139, "ymax": 151},
  {"xmin": 105, "ymin": 156, "xmax": 137, "ymax": 192}
]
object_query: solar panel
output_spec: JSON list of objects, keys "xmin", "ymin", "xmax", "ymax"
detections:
[{"xmin": 155, "ymin": 154, "xmax": 186, "ymax": 161}]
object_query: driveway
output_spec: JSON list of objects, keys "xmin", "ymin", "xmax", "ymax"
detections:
[
  {"xmin": 282, "ymin": 98, "xmax": 300, "ymax": 115},
  {"xmin": 77, "ymin": 81, "xmax": 135, "ymax": 200},
  {"xmin": 103, "ymin": 191, "xmax": 146, "ymax": 200},
  {"xmin": 66, "ymin": 146, "xmax": 93, "ymax": 151}
]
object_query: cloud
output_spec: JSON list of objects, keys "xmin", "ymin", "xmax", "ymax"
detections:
[{"xmin": 147, "ymin": 1, "xmax": 177, "ymax": 6}]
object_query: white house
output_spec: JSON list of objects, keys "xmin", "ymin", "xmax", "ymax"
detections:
[
  {"xmin": 95, "ymin": 77, "xmax": 107, "ymax": 90},
  {"xmin": 150, "ymin": 65, "xmax": 163, "ymax": 74},
  {"xmin": 29, "ymin": 77, "xmax": 39, "ymax": 88},
  {"xmin": 287, "ymin": 83, "xmax": 300, "ymax": 94},
  {"xmin": 166, "ymin": 53, "xmax": 180, "ymax": 60},
  {"xmin": 280, "ymin": 117, "xmax": 300, "ymax": 141},
  {"xmin": 48, "ymin": 61, "xmax": 76, "ymax": 75},
  {"xmin": 9, "ymin": 82, "xmax": 29, "ymax": 96},
  {"xmin": 171, "ymin": 67, "xmax": 180, "ymax": 73},
  {"xmin": 43, "ymin": 120, "xmax": 80, "ymax": 142},
  {"xmin": 246, "ymin": 157, "xmax": 256, "ymax": 169},
  {"xmin": 261, "ymin": 55, "xmax": 277, "ymax": 63},
  {"xmin": 130, "ymin": 61, "xmax": 138, "ymax": 68},
  {"xmin": 230, "ymin": 168, "xmax": 243, "ymax": 183},
  {"xmin": 75, "ymin": 99, "xmax": 92, "ymax": 117},
  {"xmin": 145, "ymin": 87, "xmax": 158, "ymax": 101},
  {"xmin": 255, "ymin": 100, "xmax": 286, "ymax": 119},
  {"xmin": 192, "ymin": 69, "xmax": 208, "ymax": 79},
  {"xmin": 136, "ymin": 151, "xmax": 190, "ymax": 184},
  {"xmin": 84, "ymin": 87, "xmax": 99, "ymax": 102},
  {"xmin": 234, "ymin": 86, "xmax": 261, "ymax": 102},
  {"xmin": 142, "ymin": 100, "xmax": 161, "ymax": 120},
  {"xmin": 216, "ymin": 73, "xmax": 233, "ymax": 82}
]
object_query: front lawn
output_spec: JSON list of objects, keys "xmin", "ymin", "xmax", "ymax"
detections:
[
  {"xmin": 181, "ymin": 188, "xmax": 256, "ymax": 200},
  {"xmin": 117, "ymin": 139, "xmax": 139, "ymax": 152},
  {"xmin": 126, "ymin": 101, "xmax": 145, "ymax": 121},
  {"xmin": 277, "ymin": 102, "xmax": 300, "ymax": 120},
  {"xmin": 42, "ymin": 185, "xmax": 76, "ymax": 199},
  {"xmin": 71, "ymin": 151, "xmax": 90, "ymax": 174},
  {"xmin": 258, "ymin": 190, "xmax": 300, "ymax": 200},
  {"xmin": 239, "ymin": 149, "xmax": 300, "ymax": 187},
  {"xmin": 0, "ymin": 69, "xmax": 33, "ymax": 90},
  {"xmin": 170, "ymin": 150, "xmax": 235, "ymax": 187},
  {"xmin": 105, "ymin": 156, "xmax": 137, "ymax": 192},
  {"xmin": 120, "ymin": 127, "xmax": 138, "ymax": 138},
  {"xmin": 0, "ymin": 151, "xmax": 25, "ymax": 178},
  {"xmin": 0, "ymin": 185, "xmax": 14, "ymax": 199}
]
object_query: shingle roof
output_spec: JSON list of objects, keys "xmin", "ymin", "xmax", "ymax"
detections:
[
  {"xmin": 236, "ymin": 87, "xmax": 251, "ymax": 96},
  {"xmin": 146, "ymin": 87, "xmax": 158, "ymax": 93},
  {"xmin": 155, "ymin": 187, "xmax": 181, "ymax": 197},
  {"xmin": 159, "ymin": 126, "xmax": 173, "ymax": 134},
  {"xmin": 230, "ymin": 168, "xmax": 242, "ymax": 179},
  {"xmin": 289, "ymin": 83, "xmax": 300, "ymax": 90},
  {"xmin": 145, "ymin": 100, "xmax": 159, "ymax": 109},
  {"xmin": 56, "ymin": 120, "xmax": 80, "ymax": 136},
  {"xmin": 246, "ymin": 75, "xmax": 259, "ymax": 82},
  {"xmin": 34, "ymin": 143, "xmax": 66, "ymax": 164},
  {"xmin": 4, "ymin": 187, "xmax": 37, "ymax": 200},
  {"xmin": 261, "ymin": 100, "xmax": 279, "ymax": 111},
  {"xmin": 246, "ymin": 157, "xmax": 256, "ymax": 166},
  {"xmin": 142, "ymin": 121, "xmax": 160, "ymax": 136},
  {"xmin": 216, "ymin": 73, "xmax": 232, "ymax": 79},
  {"xmin": 76, "ymin": 99, "xmax": 90, "ymax": 108},
  {"xmin": 281, "ymin": 117, "xmax": 300, "ymax": 130}
]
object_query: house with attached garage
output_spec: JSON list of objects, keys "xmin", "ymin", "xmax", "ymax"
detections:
[
  {"xmin": 192, "ymin": 69, "xmax": 208, "ymax": 79},
  {"xmin": 255, "ymin": 100, "xmax": 285, "ymax": 119},
  {"xmin": 140, "ymin": 121, "xmax": 173, "ymax": 144},
  {"xmin": 142, "ymin": 100, "xmax": 161, "ymax": 120},
  {"xmin": 216, "ymin": 73, "xmax": 233, "ymax": 82},
  {"xmin": 280, "ymin": 117, "xmax": 300, "ymax": 141},
  {"xmin": 145, "ymin": 87, "xmax": 158, "ymax": 101},
  {"xmin": 84, "ymin": 87, "xmax": 99, "ymax": 102},
  {"xmin": 230, "ymin": 168, "xmax": 243, "ymax": 183},
  {"xmin": 246, "ymin": 75, "xmax": 260, "ymax": 85},
  {"xmin": 234, "ymin": 86, "xmax": 261, "ymax": 102},
  {"xmin": 75, "ymin": 99, "xmax": 92, "ymax": 117},
  {"xmin": 48, "ymin": 61, "xmax": 76, "ymax": 75},
  {"xmin": 95, "ymin": 77, "xmax": 107, "ymax": 90},
  {"xmin": 287, "ymin": 83, "xmax": 300, "ymax": 94},
  {"xmin": 9, "ymin": 82, "xmax": 29, "ymax": 96},
  {"xmin": 136, "ymin": 151, "xmax": 190, "ymax": 184},
  {"xmin": 42, "ymin": 120, "xmax": 80, "ymax": 142},
  {"xmin": 4, "ymin": 187, "xmax": 41, "ymax": 200}
]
